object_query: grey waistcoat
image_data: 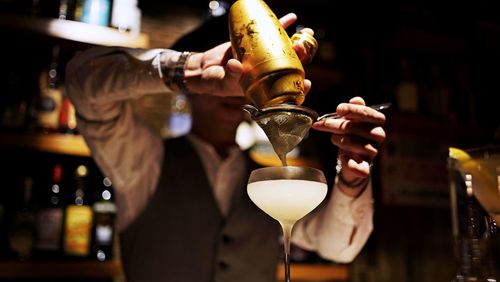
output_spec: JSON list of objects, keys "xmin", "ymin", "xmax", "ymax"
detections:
[{"xmin": 120, "ymin": 136, "xmax": 281, "ymax": 282}]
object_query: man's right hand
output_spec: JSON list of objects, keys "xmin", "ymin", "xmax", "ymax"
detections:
[{"xmin": 183, "ymin": 13, "xmax": 313, "ymax": 97}]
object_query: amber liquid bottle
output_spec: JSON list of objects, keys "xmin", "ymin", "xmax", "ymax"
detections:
[
  {"xmin": 63, "ymin": 164, "xmax": 93, "ymax": 258},
  {"xmin": 33, "ymin": 45, "xmax": 63, "ymax": 133}
]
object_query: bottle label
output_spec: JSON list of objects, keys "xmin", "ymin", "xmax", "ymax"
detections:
[
  {"xmin": 36, "ymin": 208, "xmax": 63, "ymax": 251},
  {"xmin": 96, "ymin": 225, "xmax": 113, "ymax": 245},
  {"xmin": 64, "ymin": 205, "xmax": 93, "ymax": 256}
]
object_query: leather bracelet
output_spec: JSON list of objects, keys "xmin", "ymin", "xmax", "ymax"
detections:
[
  {"xmin": 172, "ymin": 51, "xmax": 192, "ymax": 93},
  {"xmin": 161, "ymin": 51, "xmax": 192, "ymax": 93}
]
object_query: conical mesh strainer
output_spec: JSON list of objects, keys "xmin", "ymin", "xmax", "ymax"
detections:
[{"xmin": 243, "ymin": 104, "xmax": 318, "ymax": 166}]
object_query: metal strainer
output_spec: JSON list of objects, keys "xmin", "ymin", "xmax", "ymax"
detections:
[{"xmin": 243, "ymin": 104, "xmax": 318, "ymax": 166}]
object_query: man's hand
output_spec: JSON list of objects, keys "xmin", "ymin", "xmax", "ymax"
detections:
[
  {"xmin": 311, "ymin": 97, "xmax": 387, "ymax": 194},
  {"xmin": 184, "ymin": 13, "xmax": 312, "ymax": 97}
]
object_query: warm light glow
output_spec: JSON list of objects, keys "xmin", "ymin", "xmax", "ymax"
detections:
[
  {"xmin": 76, "ymin": 165, "xmax": 88, "ymax": 177},
  {"xmin": 47, "ymin": 18, "xmax": 148, "ymax": 48}
]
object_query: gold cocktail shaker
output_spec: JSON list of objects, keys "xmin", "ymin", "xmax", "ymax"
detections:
[
  {"xmin": 228, "ymin": 0, "xmax": 317, "ymax": 108},
  {"xmin": 228, "ymin": 0, "xmax": 319, "ymax": 165}
]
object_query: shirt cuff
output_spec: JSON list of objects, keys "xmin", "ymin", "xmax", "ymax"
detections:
[{"xmin": 329, "ymin": 176, "xmax": 374, "ymax": 226}]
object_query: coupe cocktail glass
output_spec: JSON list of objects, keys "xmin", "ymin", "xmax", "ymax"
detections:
[{"xmin": 247, "ymin": 166, "xmax": 327, "ymax": 282}]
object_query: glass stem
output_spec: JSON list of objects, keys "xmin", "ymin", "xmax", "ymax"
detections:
[{"xmin": 281, "ymin": 222, "xmax": 294, "ymax": 282}]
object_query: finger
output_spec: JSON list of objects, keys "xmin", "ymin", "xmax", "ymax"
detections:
[
  {"xmin": 348, "ymin": 96, "xmax": 365, "ymax": 106},
  {"xmin": 202, "ymin": 42, "xmax": 232, "ymax": 67},
  {"xmin": 292, "ymin": 28, "xmax": 316, "ymax": 62},
  {"xmin": 338, "ymin": 152, "xmax": 371, "ymax": 178},
  {"xmin": 303, "ymin": 79, "xmax": 311, "ymax": 95},
  {"xmin": 298, "ymin": 28, "xmax": 314, "ymax": 36},
  {"xmin": 202, "ymin": 65, "xmax": 225, "ymax": 81},
  {"xmin": 312, "ymin": 119, "xmax": 386, "ymax": 144},
  {"xmin": 226, "ymin": 58, "xmax": 244, "ymax": 75},
  {"xmin": 334, "ymin": 103, "xmax": 386, "ymax": 125},
  {"xmin": 278, "ymin": 13, "xmax": 297, "ymax": 29},
  {"xmin": 346, "ymin": 158, "xmax": 371, "ymax": 178},
  {"xmin": 331, "ymin": 134, "xmax": 378, "ymax": 160}
]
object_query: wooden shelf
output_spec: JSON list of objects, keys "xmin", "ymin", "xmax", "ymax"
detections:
[
  {"xmin": 0, "ymin": 13, "xmax": 149, "ymax": 48},
  {"xmin": 0, "ymin": 260, "xmax": 347, "ymax": 281},
  {"xmin": 0, "ymin": 131, "xmax": 90, "ymax": 157},
  {"xmin": 0, "ymin": 260, "xmax": 121, "ymax": 279},
  {"xmin": 276, "ymin": 263, "xmax": 349, "ymax": 281}
]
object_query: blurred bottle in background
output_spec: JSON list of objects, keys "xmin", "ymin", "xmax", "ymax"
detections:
[
  {"xmin": 58, "ymin": 0, "xmax": 76, "ymax": 20},
  {"xmin": 80, "ymin": 0, "xmax": 111, "ymax": 27},
  {"xmin": 92, "ymin": 176, "xmax": 116, "ymax": 261},
  {"xmin": 63, "ymin": 164, "xmax": 93, "ymax": 258},
  {"xmin": 395, "ymin": 57, "xmax": 419, "ymax": 113},
  {"xmin": 425, "ymin": 64, "xmax": 451, "ymax": 119},
  {"xmin": 111, "ymin": 0, "xmax": 142, "ymax": 34},
  {"xmin": 32, "ymin": 45, "xmax": 63, "ymax": 134},
  {"xmin": 35, "ymin": 163, "xmax": 64, "ymax": 259},
  {"xmin": 8, "ymin": 176, "xmax": 36, "ymax": 260}
]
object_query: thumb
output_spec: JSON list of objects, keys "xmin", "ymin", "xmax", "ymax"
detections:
[{"xmin": 226, "ymin": 58, "xmax": 244, "ymax": 76}]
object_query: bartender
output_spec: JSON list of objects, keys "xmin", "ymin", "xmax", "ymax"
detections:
[{"xmin": 65, "ymin": 12, "xmax": 386, "ymax": 282}]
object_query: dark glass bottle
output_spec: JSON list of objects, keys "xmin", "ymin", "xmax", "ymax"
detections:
[
  {"xmin": 92, "ymin": 176, "xmax": 116, "ymax": 261},
  {"xmin": 63, "ymin": 164, "xmax": 93, "ymax": 258},
  {"xmin": 32, "ymin": 45, "xmax": 63, "ymax": 133},
  {"xmin": 8, "ymin": 176, "xmax": 36, "ymax": 260},
  {"xmin": 35, "ymin": 164, "xmax": 64, "ymax": 259}
]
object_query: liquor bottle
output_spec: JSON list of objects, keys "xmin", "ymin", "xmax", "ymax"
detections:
[
  {"xmin": 35, "ymin": 164, "xmax": 64, "ymax": 259},
  {"xmin": 63, "ymin": 164, "xmax": 93, "ymax": 258},
  {"xmin": 8, "ymin": 176, "xmax": 36, "ymax": 260},
  {"xmin": 58, "ymin": 0, "xmax": 77, "ymax": 20},
  {"xmin": 33, "ymin": 45, "xmax": 63, "ymax": 133},
  {"xmin": 111, "ymin": 0, "xmax": 142, "ymax": 34},
  {"xmin": 92, "ymin": 176, "xmax": 116, "ymax": 261},
  {"xmin": 425, "ymin": 64, "xmax": 451, "ymax": 118},
  {"xmin": 395, "ymin": 57, "xmax": 419, "ymax": 113},
  {"xmin": 80, "ymin": 0, "xmax": 111, "ymax": 27}
]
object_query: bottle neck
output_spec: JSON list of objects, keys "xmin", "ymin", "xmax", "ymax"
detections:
[{"xmin": 74, "ymin": 188, "xmax": 86, "ymax": 206}]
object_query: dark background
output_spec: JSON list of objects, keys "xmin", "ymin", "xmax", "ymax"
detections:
[{"xmin": 0, "ymin": 0, "xmax": 499, "ymax": 281}]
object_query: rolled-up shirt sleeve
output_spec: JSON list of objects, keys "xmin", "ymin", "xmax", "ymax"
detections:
[
  {"xmin": 65, "ymin": 46, "xmax": 179, "ymax": 231},
  {"xmin": 291, "ymin": 176, "xmax": 374, "ymax": 263}
]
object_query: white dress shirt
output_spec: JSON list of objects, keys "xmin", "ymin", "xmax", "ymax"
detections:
[{"xmin": 65, "ymin": 46, "xmax": 374, "ymax": 263}]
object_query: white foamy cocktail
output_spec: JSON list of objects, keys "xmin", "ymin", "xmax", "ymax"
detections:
[{"xmin": 247, "ymin": 179, "xmax": 327, "ymax": 224}]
